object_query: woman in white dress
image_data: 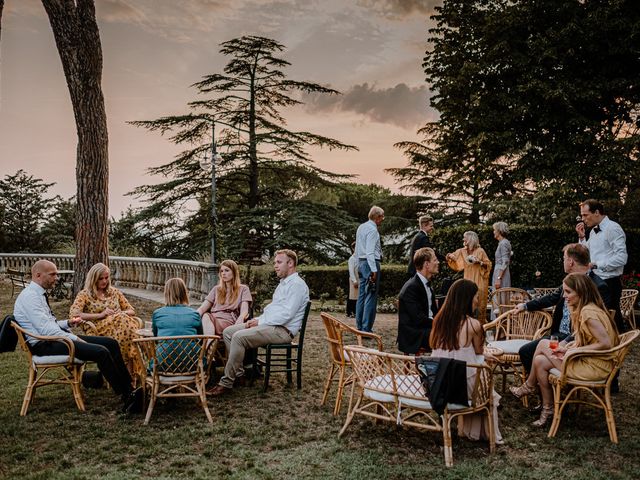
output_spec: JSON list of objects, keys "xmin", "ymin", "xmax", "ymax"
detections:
[{"xmin": 430, "ymin": 278, "xmax": 503, "ymax": 444}]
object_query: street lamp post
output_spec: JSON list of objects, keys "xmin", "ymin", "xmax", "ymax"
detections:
[{"xmin": 200, "ymin": 120, "xmax": 223, "ymax": 266}]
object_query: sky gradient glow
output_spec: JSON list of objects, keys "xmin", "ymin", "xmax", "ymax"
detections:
[{"xmin": 0, "ymin": 0, "xmax": 440, "ymax": 215}]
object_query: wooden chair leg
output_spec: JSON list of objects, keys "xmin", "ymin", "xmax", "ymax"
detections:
[
  {"xmin": 144, "ymin": 381, "xmax": 159, "ymax": 425},
  {"xmin": 198, "ymin": 378, "xmax": 213, "ymax": 424},
  {"xmin": 604, "ymin": 389, "xmax": 618, "ymax": 443},
  {"xmin": 20, "ymin": 367, "xmax": 37, "ymax": 416},
  {"xmin": 262, "ymin": 348, "xmax": 272, "ymax": 392},
  {"xmin": 71, "ymin": 366, "xmax": 86, "ymax": 412},
  {"xmin": 321, "ymin": 364, "xmax": 337, "ymax": 407},
  {"xmin": 286, "ymin": 348, "xmax": 293, "ymax": 385},
  {"xmin": 442, "ymin": 413, "xmax": 454, "ymax": 467},
  {"xmin": 333, "ymin": 367, "xmax": 346, "ymax": 416},
  {"xmin": 548, "ymin": 383, "xmax": 562, "ymax": 438},
  {"xmin": 296, "ymin": 351, "xmax": 302, "ymax": 389}
]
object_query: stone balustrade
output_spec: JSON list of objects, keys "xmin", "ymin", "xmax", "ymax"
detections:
[{"xmin": 0, "ymin": 253, "xmax": 217, "ymax": 300}]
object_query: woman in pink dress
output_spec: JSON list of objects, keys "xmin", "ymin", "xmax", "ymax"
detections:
[
  {"xmin": 430, "ymin": 278, "xmax": 503, "ymax": 444},
  {"xmin": 197, "ymin": 259, "xmax": 252, "ymax": 335}
]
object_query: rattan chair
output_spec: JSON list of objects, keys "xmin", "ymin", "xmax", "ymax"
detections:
[
  {"xmin": 489, "ymin": 287, "xmax": 531, "ymax": 317},
  {"xmin": 620, "ymin": 289, "xmax": 638, "ymax": 330},
  {"xmin": 483, "ymin": 309, "xmax": 552, "ymax": 395},
  {"xmin": 11, "ymin": 319, "xmax": 86, "ymax": 416},
  {"xmin": 134, "ymin": 334, "xmax": 219, "ymax": 424},
  {"xmin": 547, "ymin": 329, "xmax": 640, "ymax": 443},
  {"xmin": 319, "ymin": 313, "xmax": 383, "ymax": 415},
  {"xmin": 339, "ymin": 346, "xmax": 495, "ymax": 467},
  {"xmin": 533, "ymin": 287, "xmax": 558, "ymax": 298}
]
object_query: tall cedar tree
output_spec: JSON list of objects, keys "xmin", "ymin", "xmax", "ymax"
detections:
[
  {"xmin": 130, "ymin": 36, "xmax": 357, "ymax": 263},
  {"xmin": 389, "ymin": 0, "xmax": 640, "ymax": 225},
  {"xmin": 41, "ymin": 0, "xmax": 110, "ymax": 292}
]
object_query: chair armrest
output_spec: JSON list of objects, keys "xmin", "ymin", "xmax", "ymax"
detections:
[
  {"xmin": 23, "ymin": 332, "xmax": 77, "ymax": 364},
  {"xmin": 483, "ymin": 320, "xmax": 498, "ymax": 331},
  {"xmin": 356, "ymin": 331, "xmax": 384, "ymax": 351}
]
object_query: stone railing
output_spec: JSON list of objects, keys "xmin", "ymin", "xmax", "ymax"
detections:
[{"xmin": 0, "ymin": 253, "xmax": 217, "ymax": 300}]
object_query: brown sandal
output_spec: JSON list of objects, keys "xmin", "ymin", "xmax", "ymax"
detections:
[{"xmin": 509, "ymin": 381, "xmax": 535, "ymax": 399}]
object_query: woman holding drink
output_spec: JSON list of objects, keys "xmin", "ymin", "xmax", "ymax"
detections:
[{"xmin": 510, "ymin": 273, "xmax": 619, "ymax": 427}]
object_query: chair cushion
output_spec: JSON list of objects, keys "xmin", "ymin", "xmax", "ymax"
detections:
[
  {"xmin": 364, "ymin": 374, "xmax": 469, "ymax": 410},
  {"xmin": 32, "ymin": 355, "xmax": 84, "ymax": 365},
  {"xmin": 488, "ymin": 339, "xmax": 529, "ymax": 354},
  {"xmin": 158, "ymin": 374, "xmax": 197, "ymax": 383},
  {"xmin": 548, "ymin": 368, "xmax": 607, "ymax": 385}
]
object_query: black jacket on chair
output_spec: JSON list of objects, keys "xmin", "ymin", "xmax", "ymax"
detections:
[
  {"xmin": 0, "ymin": 315, "xmax": 18, "ymax": 353},
  {"xmin": 397, "ymin": 275, "xmax": 438, "ymax": 354}
]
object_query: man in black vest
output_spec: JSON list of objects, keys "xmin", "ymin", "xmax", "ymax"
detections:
[{"xmin": 398, "ymin": 247, "xmax": 439, "ymax": 355}]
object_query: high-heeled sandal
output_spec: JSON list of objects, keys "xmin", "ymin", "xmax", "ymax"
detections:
[
  {"xmin": 509, "ymin": 381, "xmax": 535, "ymax": 399},
  {"xmin": 532, "ymin": 405, "xmax": 553, "ymax": 427}
]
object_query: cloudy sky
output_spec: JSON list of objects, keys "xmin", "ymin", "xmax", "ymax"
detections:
[{"xmin": 0, "ymin": 0, "xmax": 440, "ymax": 215}]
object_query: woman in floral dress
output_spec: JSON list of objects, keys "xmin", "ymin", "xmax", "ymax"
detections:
[{"xmin": 70, "ymin": 263, "xmax": 143, "ymax": 377}]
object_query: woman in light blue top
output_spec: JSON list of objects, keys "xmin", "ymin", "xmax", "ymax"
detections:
[{"xmin": 151, "ymin": 278, "xmax": 202, "ymax": 369}]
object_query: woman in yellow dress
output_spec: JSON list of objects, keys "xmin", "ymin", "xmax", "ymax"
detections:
[
  {"xmin": 510, "ymin": 273, "xmax": 619, "ymax": 427},
  {"xmin": 446, "ymin": 231, "xmax": 492, "ymax": 323},
  {"xmin": 70, "ymin": 263, "xmax": 143, "ymax": 377}
]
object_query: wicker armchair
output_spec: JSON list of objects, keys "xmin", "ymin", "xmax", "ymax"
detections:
[
  {"xmin": 483, "ymin": 309, "xmax": 552, "ymax": 393},
  {"xmin": 339, "ymin": 346, "xmax": 495, "ymax": 467},
  {"xmin": 11, "ymin": 319, "xmax": 86, "ymax": 415},
  {"xmin": 489, "ymin": 288, "xmax": 531, "ymax": 317},
  {"xmin": 134, "ymin": 334, "xmax": 219, "ymax": 424},
  {"xmin": 319, "ymin": 313, "xmax": 383, "ymax": 415},
  {"xmin": 547, "ymin": 329, "xmax": 640, "ymax": 443},
  {"xmin": 533, "ymin": 287, "xmax": 559, "ymax": 298},
  {"xmin": 620, "ymin": 289, "xmax": 638, "ymax": 330}
]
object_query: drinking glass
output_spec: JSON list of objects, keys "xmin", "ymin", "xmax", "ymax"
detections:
[
  {"xmin": 549, "ymin": 335, "xmax": 559, "ymax": 351},
  {"xmin": 485, "ymin": 330, "xmax": 495, "ymax": 345}
]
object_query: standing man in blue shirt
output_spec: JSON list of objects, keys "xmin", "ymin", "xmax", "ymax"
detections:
[
  {"xmin": 355, "ymin": 206, "xmax": 384, "ymax": 332},
  {"xmin": 576, "ymin": 199, "xmax": 628, "ymax": 331}
]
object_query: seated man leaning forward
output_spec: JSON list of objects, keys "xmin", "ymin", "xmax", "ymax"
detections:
[
  {"xmin": 209, "ymin": 249, "xmax": 309, "ymax": 396},
  {"xmin": 13, "ymin": 260, "xmax": 142, "ymax": 414}
]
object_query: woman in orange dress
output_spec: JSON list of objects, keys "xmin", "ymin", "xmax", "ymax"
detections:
[
  {"xmin": 70, "ymin": 263, "xmax": 143, "ymax": 377},
  {"xmin": 446, "ymin": 231, "xmax": 492, "ymax": 323}
]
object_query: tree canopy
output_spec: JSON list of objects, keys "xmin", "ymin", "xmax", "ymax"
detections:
[
  {"xmin": 389, "ymin": 0, "xmax": 640, "ymax": 225},
  {"xmin": 129, "ymin": 35, "xmax": 360, "ymax": 263}
]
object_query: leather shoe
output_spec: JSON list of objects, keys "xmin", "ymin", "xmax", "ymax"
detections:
[
  {"xmin": 208, "ymin": 385, "xmax": 232, "ymax": 397},
  {"xmin": 122, "ymin": 387, "xmax": 144, "ymax": 414}
]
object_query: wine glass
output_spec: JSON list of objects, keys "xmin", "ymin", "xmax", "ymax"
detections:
[
  {"xmin": 549, "ymin": 335, "xmax": 559, "ymax": 351},
  {"xmin": 486, "ymin": 330, "xmax": 495, "ymax": 345}
]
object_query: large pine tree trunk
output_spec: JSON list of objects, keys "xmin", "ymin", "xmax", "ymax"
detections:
[{"xmin": 42, "ymin": 0, "xmax": 109, "ymax": 293}]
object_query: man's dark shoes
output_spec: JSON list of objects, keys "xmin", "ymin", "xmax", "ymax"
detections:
[
  {"xmin": 122, "ymin": 387, "xmax": 144, "ymax": 414},
  {"xmin": 208, "ymin": 385, "xmax": 232, "ymax": 397}
]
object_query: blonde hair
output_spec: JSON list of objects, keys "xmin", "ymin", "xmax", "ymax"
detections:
[
  {"xmin": 164, "ymin": 277, "xmax": 189, "ymax": 306},
  {"xmin": 275, "ymin": 249, "xmax": 298, "ymax": 267},
  {"xmin": 217, "ymin": 259, "xmax": 241, "ymax": 305},
  {"xmin": 84, "ymin": 263, "xmax": 111, "ymax": 298},
  {"xmin": 464, "ymin": 231, "xmax": 480, "ymax": 250}
]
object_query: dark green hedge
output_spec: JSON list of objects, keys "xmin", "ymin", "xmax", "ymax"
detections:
[{"xmin": 240, "ymin": 226, "xmax": 639, "ymax": 301}]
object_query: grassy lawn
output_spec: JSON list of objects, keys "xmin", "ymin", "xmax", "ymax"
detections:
[{"xmin": 1, "ymin": 281, "xmax": 639, "ymax": 479}]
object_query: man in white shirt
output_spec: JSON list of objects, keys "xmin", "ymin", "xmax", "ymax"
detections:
[
  {"xmin": 355, "ymin": 205, "xmax": 384, "ymax": 332},
  {"xmin": 209, "ymin": 249, "xmax": 310, "ymax": 396},
  {"xmin": 576, "ymin": 198, "xmax": 628, "ymax": 331},
  {"xmin": 13, "ymin": 260, "xmax": 141, "ymax": 413}
]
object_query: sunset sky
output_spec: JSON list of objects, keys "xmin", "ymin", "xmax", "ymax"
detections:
[{"xmin": 0, "ymin": 0, "xmax": 440, "ymax": 215}]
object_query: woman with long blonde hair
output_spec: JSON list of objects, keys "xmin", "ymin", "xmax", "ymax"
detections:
[
  {"xmin": 197, "ymin": 259, "xmax": 252, "ymax": 335},
  {"xmin": 70, "ymin": 262, "xmax": 144, "ymax": 377},
  {"xmin": 510, "ymin": 272, "xmax": 619, "ymax": 427}
]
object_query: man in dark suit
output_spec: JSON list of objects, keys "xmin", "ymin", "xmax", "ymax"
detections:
[
  {"xmin": 407, "ymin": 215, "xmax": 436, "ymax": 277},
  {"xmin": 398, "ymin": 247, "xmax": 440, "ymax": 355},
  {"xmin": 516, "ymin": 243, "xmax": 612, "ymax": 374}
]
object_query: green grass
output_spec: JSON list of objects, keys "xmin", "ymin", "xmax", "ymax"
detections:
[{"xmin": 1, "ymin": 281, "xmax": 639, "ymax": 479}]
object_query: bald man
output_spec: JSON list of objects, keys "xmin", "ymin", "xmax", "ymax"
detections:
[{"xmin": 13, "ymin": 260, "xmax": 142, "ymax": 414}]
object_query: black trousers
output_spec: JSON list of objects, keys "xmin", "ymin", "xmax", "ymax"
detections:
[
  {"xmin": 346, "ymin": 299, "xmax": 357, "ymax": 317},
  {"xmin": 31, "ymin": 335, "xmax": 132, "ymax": 396},
  {"xmin": 518, "ymin": 332, "xmax": 571, "ymax": 375},
  {"xmin": 604, "ymin": 276, "xmax": 624, "ymax": 332}
]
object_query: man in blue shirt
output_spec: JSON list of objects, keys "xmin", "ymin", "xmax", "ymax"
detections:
[{"xmin": 355, "ymin": 206, "xmax": 384, "ymax": 332}]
